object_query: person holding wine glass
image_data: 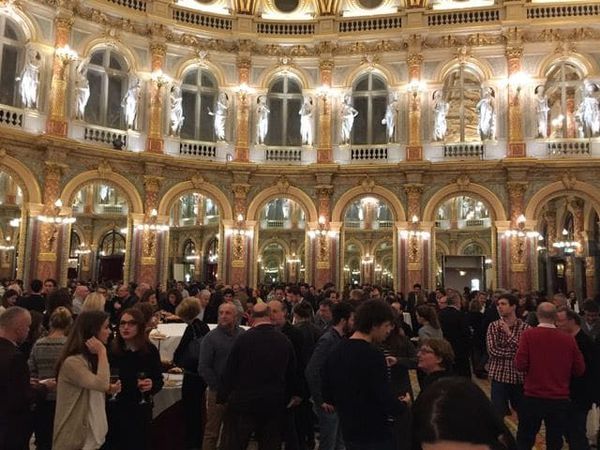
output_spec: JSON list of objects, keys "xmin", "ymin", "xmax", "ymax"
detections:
[
  {"xmin": 107, "ymin": 308, "xmax": 163, "ymax": 450},
  {"xmin": 53, "ymin": 310, "xmax": 121, "ymax": 450}
]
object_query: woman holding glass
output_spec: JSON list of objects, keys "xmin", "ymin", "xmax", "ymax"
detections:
[
  {"xmin": 107, "ymin": 308, "xmax": 163, "ymax": 450},
  {"xmin": 53, "ymin": 310, "xmax": 120, "ymax": 450}
]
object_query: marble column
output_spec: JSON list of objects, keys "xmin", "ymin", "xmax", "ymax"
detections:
[
  {"xmin": 406, "ymin": 51, "xmax": 423, "ymax": 161},
  {"xmin": 506, "ymin": 35, "xmax": 526, "ymax": 157},
  {"xmin": 507, "ymin": 181, "xmax": 530, "ymax": 292},
  {"xmin": 146, "ymin": 42, "xmax": 167, "ymax": 154},
  {"xmin": 234, "ymin": 55, "xmax": 251, "ymax": 162},
  {"xmin": 138, "ymin": 175, "xmax": 164, "ymax": 284},
  {"xmin": 317, "ymin": 59, "xmax": 333, "ymax": 163},
  {"xmin": 404, "ymin": 184, "xmax": 425, "ymax": 288},
  {"xmin": 228, "ymin": 183, "xmax": 251, "ymax": 284}
]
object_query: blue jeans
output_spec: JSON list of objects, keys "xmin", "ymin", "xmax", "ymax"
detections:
[
  {"xmin": 490, "ymin": 380, "xmax": 523, "ymax": 416},
  {"xmin": 516, "ymin": 397, "xmax": 569, "ymax": 450},
  {"xmin": 313, "ymin": 404, "xmax": 345, "ymax": 450}
]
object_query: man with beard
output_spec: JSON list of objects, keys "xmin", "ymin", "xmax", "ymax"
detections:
[{"xmin": 305, "ymin": 302, "xmax": 355, "ymax": 450}]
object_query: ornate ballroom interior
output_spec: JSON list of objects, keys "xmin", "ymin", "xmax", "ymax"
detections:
[{"xmin": 1, "ymin": 0, "xmax": 600, "ymax": 297}]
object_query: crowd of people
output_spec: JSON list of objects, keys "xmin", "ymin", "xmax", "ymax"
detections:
[{"xmin": 0, "ymin": 276, "xmax": 599, "ymax": 450}]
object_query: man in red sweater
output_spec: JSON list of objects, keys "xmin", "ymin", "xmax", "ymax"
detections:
[{"xmin": 514, "ymin": 302, "xmax": 585, "ymax": 450}]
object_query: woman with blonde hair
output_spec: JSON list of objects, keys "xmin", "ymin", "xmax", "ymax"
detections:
[{"xmin": 82, "ymin": 292, "xmax": 107, "ymax": 313}]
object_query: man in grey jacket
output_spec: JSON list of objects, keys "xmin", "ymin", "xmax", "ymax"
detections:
[
  {"xmin": 198, "ymin": 302, "xmax": 244, "ymax": 450},
  {"xmin": 305, "ymin": 302, "xmax": 354, "ymax": 450}
]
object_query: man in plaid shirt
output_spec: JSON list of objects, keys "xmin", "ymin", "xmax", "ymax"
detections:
[{"xmin": 486, "ymin": 293, "xmax": 529, "ymax": 417}]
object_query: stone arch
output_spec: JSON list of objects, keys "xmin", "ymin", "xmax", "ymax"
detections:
[
  {"xmin": 434, "ymin": 57, "xmax": 494, "ymax": 84},
  {"xmin": 258, "ymin": 237, "xmax": 292, "ymax": 256},
  {"xmin": 81, "ymin": 39, "xmax": 139, "ymax": 73},
  {"xmin": 423, "ymin": 183, "xmax": 507, "ymax": 222},
  {"xmin": 458, "ymin": 238, "xmax": 492, "ymax": 256},
  {"xmin": 536, "ymin": 52, "xmax": 597, "ymax": 80},
  {"xmin": 2, "ymin": 7, "xmax": 39, "ymax": 42},
  {"xmin": 174, "ymin": 59, "xmax": 227, "ymax": 88},
  {"xmin": 61, "ymin": 169, "xmax": 143, "ymax": 214},
  {"xmin": 179, "ymin": 236, "xmax": 200, "ymax": 256},
  {"xmin": 0, "ymin": 151, "xmax": 42, "ymax": 204},
  {"xmin": 344, "ymin": 64, "xmax": 398, "ymax": 89},
  {"xmin": 436, "ymin": 240, "xmax": 451, "ymax": 256},
  {"xmin": 247, "ymin": 185, "xmax": 318, "ymax": 223},
  {"xmin": 158, "ymin": 181, "xmax": 233, "ymax": 220},
  {"xmin": 332, "ymin": 185, "xmax": 406, "ymax": 222},
  {"xmin": 258, "ymin": 65, "xmax": 311, "ymax": 90},
  {"xmin": 344, "ymin": 237, "xmax": 366, "ymax": 256},
  {"xmin": 524, "ymin": 180, "xmax": 600, "ymax": 226}
]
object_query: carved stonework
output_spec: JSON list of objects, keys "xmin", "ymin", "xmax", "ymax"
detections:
[
  {"xmin": 507, "ymin": 182, "xmax": 527, "ymax": 224},
  {"xmin": 561, "ymin": 172, "xmax": 577, "ymax": 190},
  {"xmin": 275, "ymin": 176, "xmax": 290, "ymax": 193},
  {"xmin": 404, "ymin": 184, "xmax": 423, "ymax": 220},
  {"xmin": 456, "ymin": 175, "xmax": 470, "ymax": 189},
  {"xmin": 231, "ymin": 183, "xmax": 250, "ymax": 217},
  {"xmin": 359, "ymin": 177, "xmax": 375, "ymax": 193}
]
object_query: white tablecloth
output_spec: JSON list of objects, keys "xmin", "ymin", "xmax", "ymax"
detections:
[
  {"xmin": 403, "ymin": 312, "xmax": 412, "ymax": 329},
  {"xmin": 150, "ymin": 323, "xmax": 218, "ymax": 362},
  {"xmin": 153, "ymin": 373, "xmax": 183, "ymax": 418}
]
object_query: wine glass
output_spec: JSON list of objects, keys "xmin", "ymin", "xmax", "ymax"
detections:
[
  {"xmin": 137, "ymin": 371, "xmax": 148, "ymax": 405},
  {"xmin": 109, "ymin": 368, "xmax": 119, "ymax": 402}
]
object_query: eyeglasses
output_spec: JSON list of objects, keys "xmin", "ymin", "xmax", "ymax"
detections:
[{"xmin": 119, "ymin": 320, "xmax": 138, "ymax": 327}]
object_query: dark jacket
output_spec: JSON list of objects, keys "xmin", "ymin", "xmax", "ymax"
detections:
[
  {"xmin": 439, "ymin": 306, "xmax": 472, "ymax": 377},
  {"xmin": 16, "ymin": 293, "xmax": 45, "ymax": 314},
  {"xmin": 571, "ymin": 329, "xmax": 596, "ymax": 410},
  {"xmin": 218, "ymin": 323, "xmax": 297, "ymax": 413},
  {"xmin": 305, "ymin": 326, "xmax": 343, "ymax": 405},
  {"xmin": 173, "ymin": 318, "xmax": 210, "ymax": 373}
]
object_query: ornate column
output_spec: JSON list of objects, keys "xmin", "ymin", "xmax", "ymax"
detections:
[
  {"xmin": 404, "ymin": 184, "xmax": 425, "ymax": 288},
  {"xmin": 46, "ymin": 13, "xmax": 75, "ymax": 137},
  {"xmin": 314, "ymin": 185, "xmax": 334, "ymax": 288},
  {"xmin": 138, "ymin": 175, "xmax": 164, "ymax": 285},
  {"xmin": 406, "ymin": 35, "xmax": 424, "ymax": 161},
  {"xmin": 146, "ymin": 42, "xmax": 167, "ymax": 154},
  {"xmin": 317, "ymin": 57, "xmax": 334, "ymax": 163},
  {"xmin": 228, "ymin": 183, "xmax": 251, "ymax": 284},
  {"xmin": 507, "ymin": 181, "xmax": 530, "ymax": 292},
  {"xmin": 505, "ymin": 31, "xmax": 526, "ymax": 158},
  {"xmin": 234, "ymin": 55, "xmax": 252, "ymax": 162},
  {"xmin": 585, "ymin": 256, "xmax": 595, "ymax": 300},
  {"xmin": 36, "ymin": 162, "xmax": 65, "ymax": 280}
]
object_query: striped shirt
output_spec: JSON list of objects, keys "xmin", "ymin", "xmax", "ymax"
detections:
[
  {"xmin": 28, "ymin": 336, "xmax": 67, "ymax": 401},
  {"xmin": 486, "ymin": 319, "xmax": 529, "ymax": 384}
]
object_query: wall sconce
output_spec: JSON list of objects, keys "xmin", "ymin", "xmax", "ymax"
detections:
[
  {"xmin": 507, "ymin": 71, "xmax": 529, "ymax": 95},
  {"xmin": 235, "ymin": 83, "xmax": 254, "ymax": 102},
  {"xmin": 55, "ymin": 45, "xmax": 78, "ymax": 64},
  {"xmin": 0, "ymin": 236, "xmax": 15, "ymax": 251},
  {"xmin": 308, "ymin": 215, "xmax": 337, "ymax": 239},
  {"xmin": 287, "ymin": 252, "xmax": 301, "ymax": 264},
  {"xmin": 151, "ymin": 69, "xmax": 171, "ymax": 89},
  {"xmin": 407, "ymin": 79, "xmax": 426, "ymax": 99},
  {"xmin": 38, "ymin": 199, "xmax": 76, "ymax": 224},
  {"xmin": 135, "ymin": 208, "xmax": 169, "ymax": 232},
  {"xmin": 399, "ymin": 215, "xmax": 430, "ymax": 239},
  {"xmin": 9, "ymin": 218, "xmax": 20, "ymax": 227}
]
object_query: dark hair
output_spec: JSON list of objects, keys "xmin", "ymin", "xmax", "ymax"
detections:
[
  {"xmin": 319, "ymin": 299, "xmax": 333, "ymax": 309},
  {"xmin": 44, "ymin": 278, "xmax": 58, "ymax": 287},
  {"xmin": 288, "ymin": 285, "xmax": 301, "ymax": 296},
  {"xmin": 113, "ymin": 308, "xmax": 151, "ymax": 355},
  {"xmin": 416, "ymin": 304, "xmax": 440, "ymax": 329},
  {"xmin": 583, "ymin": 299, "xmax": 599, "ymax": 314},
  {"xmin": 134, "ymin": 302, "xmax": 157, "ymax": 327},
  {"xmin": 420, "ymin": 337, "xmax": 454, "ymax": 369},
  {"xmin": 166, "ymin": 289, "xmax": 183, "ymax": 305},
  {"xmin": 331, "ymin": 302, "xmax": 354, "ymax": 325},
  {"xmin": 413, "ymin": 283, "xmax": 421, "ymax": 289},
  {"xmin": 498, "ymin": 293, "xmax": 518, "ymax": 307},
  {"xmin": 222, "ymin": 288, "xmax": 235, "ymax": 297},
  {"xmin": 140, "ymin": 289, "xmax": 157, "ymax": 303},
  {"xmin": 46, "ymin": 288, "xmax": 73, "ymax": 317},
  {"xmin": 354, "ymin": 300, "xmax": 394, "ymax": 334},
  {"xmin": 293, "ymin": 301, "xmax": 313, "ymax": 320},
  {"xmin": 31, "ymin": 279, "xmax": 43, "ymax": 293},
  {"xmin": 413, "ymin": 377, "xmax": 517, "ymax": 450},
  {"xmin": 1, "ymin": 289, "xmax": 18, "ymax": 308},
  {"xmin": 56, "ymin": 310, "xmax": 109, "ymax": 376}
]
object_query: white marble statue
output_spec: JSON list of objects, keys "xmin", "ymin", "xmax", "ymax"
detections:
[
  {"xmin": 381, "ymin": 93, "xmax": 399, "ymax": 143},
  {"xmin": 299, "ymin": 95, "xmax": 314, "ymax": 146},
  {"xmin": 17, "ymin": 48, "xmax": 42, "ymax": 109},
  {"xmin": 256, "ymin": 95, "xmax": 270, "ymax": 145},
  {"xmin": 432, "ymin": 90, "xmax": 449, "ymax": 141},
  {"xmin": 122, "ymin": 78, "xmax": 141, "ymax": 130},
  {"xmin": 74, "ymin": 58, "xmax": 90, "ymax": 121},
  {"xmin": 340, "ymin": 94, "xmax": 358, "ymax": 145},
  {"xmin": 534, "ymin": 85, "xmax": 550, "ymax": 139},
  {"xmin": 169, "ymin": 85, "xmax": 184, "ymax": 136},
  {"xmin": 477, "ymin": 87, "xmax": 496, "ymax": 141},
  {"xmin": 211, "ymin": 91, "xmax": 229, "ymax": 141},
  {"xmin": 576, "ymin": 80, "xmax": 600, "ymax": 138}
]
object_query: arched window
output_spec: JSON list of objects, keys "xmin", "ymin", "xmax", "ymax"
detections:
[
  {"xmin": 543, "ymin": 61, "xmax": 583, "ymax": 139},
  {"xmin": 441, "ymin": 66, "xmax": 482, "ymax": 143},
  {"xmin": 69, "ymin": 230, "xmax": 81, "ymax": 259},
  {"xmin": 99, "ymin": 230, "xmax": 126, "ymax": 256},
  {"xmin": 267, "ymin": 75, "xmax": 302, "ymax": 146},
  {"xmin": 180, "ymin": 68, "xmax": 217, "ymax": 141},
  {"xmin": 0, "ymin": 16, "xmax": 24, "ymax": 107},
  {"xmin": 183, "ymin": 239, "xmax": 196, "ymax": 258},
  {"xmin": 86, "ymin": 48, "xmax": 129, "ymax": 129},
  {"xmin": 352, "ymin": 73, "xmax": 387, "ymax": 145}
]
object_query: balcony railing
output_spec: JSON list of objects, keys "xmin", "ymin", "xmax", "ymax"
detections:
[
  {"xmin": 443, "ymin": 143, "xmax": 485, "ymax": 160},
  {"xmin": 83, "ymin": 125, "xmax": 128, "ymax": 149},
  {"xmin": 107, "ymin": 0, "xmax": 146, "ymax": 11},
  {"xmin": 265, "ymin": 147, "xmax": 303, "ymax": 163},
  {"xmin": 547, "ymin": 140, "xmax": 590, "ymax": 157},
  {"xmin": 0, "ymin": 104, "xmax": 23, "ymax": 129},
  {"xmin": 171, "ymin": 6, "xmax": 233, "ymax": 30},
  {"xmin": 179, "ymin": 140, "xmax": 217, "ymax": 159},
  {"xmin": 350, "ymin": 146, "xmax": 388, "ymax": 162},
  {"xmin": 255, "ymin": 20, "xmax": 315, "ymax": 35},
  {"xmin": 338, "ymin": 16, "xmax": 401, "ymax": 33},
  {"xmin": 426, "ymin": 7, "xmax": 500, "ymax": 26},
  {"xmin": 527, "ymin": 3, "xmax": 600, "ymax": 19}
]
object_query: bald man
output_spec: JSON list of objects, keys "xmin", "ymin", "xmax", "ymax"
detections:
[
  {"xmin": 515, "ymin": 302, "xmax": 585, "ymax": 450},
  {"xmin": 218, "ymin": 302, "xmax": 297, "ymax": 450},
  {"xmin": 0, "ymin": 307, "xmax": 35, "ymax": 450}
]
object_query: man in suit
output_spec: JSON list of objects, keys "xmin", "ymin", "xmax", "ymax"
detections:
[
  {"xmin": 582, "ymin": 299, "xmax": 600, "ymax": 342},
  {"xmin": 0, "ymin": 306, "xmax": 36, "ymax": 450},
  {"xmin": 438, "ymin": 291, "xmax": 472, "ymax": 378}
]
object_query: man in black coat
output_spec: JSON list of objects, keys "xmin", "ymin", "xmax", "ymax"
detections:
[
  {"xmin": 218, "ymin": 302, "xmax": 299, "ymax": 450},
  {"xmin": 438, "ymin": 291, "xmax": 472, "ymax": 378},
  {"xmin": 0, "ymin": 306, "xmax": 45, "ymax": 450},
  {"xmin": 16, "ymin": 279, "xmax": 45, "ymax": 314}
]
